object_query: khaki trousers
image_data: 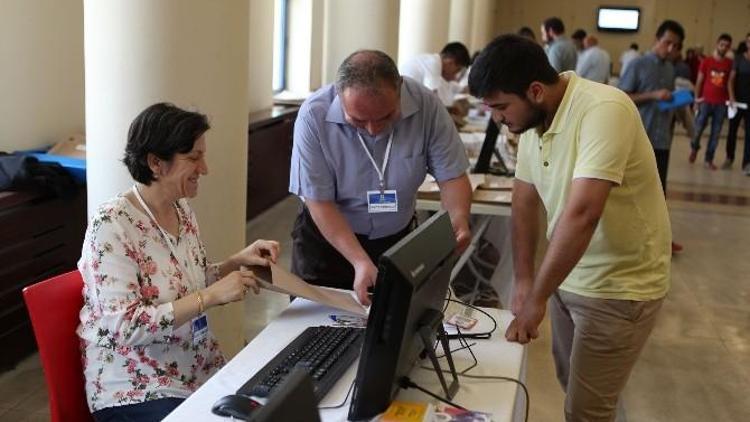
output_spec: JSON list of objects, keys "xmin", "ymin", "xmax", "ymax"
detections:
[{"xmin": 549, "ymin": 289, "xmax": 664, "ymax": 422}]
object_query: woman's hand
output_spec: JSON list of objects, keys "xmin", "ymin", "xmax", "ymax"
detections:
[
  {"xmin": 233, "ymin": 240, "xmax": 281, "ymax": 267},
  {"xmin": 203, "ymin": 269, "xmax": 259, "ymax": 307}
]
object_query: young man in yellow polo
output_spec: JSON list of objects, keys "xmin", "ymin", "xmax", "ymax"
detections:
[{"xmin": 469, "ymin": 35, "xmax": 671, "ymax": 421}]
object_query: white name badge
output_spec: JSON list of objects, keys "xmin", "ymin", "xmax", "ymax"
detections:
[
  {"xmin": 367, "ymin": 190, "xmax": 398, "ymax": 213},
  {"xmin": 191, "ymin": 314, "xmax": 209, "ymax": 345}
]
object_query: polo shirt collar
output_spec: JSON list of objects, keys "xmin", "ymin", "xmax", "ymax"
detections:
[
  {"xmin": 645, "ymin": 51, "xmax": 663, "ymax": 64},
  {"xmin": 325, "ymin": 81, "xmax": 420, "ymax": 125},
  {"xmin": 543, "ymin": 71, "xmax": 578, "ymax": 136}
]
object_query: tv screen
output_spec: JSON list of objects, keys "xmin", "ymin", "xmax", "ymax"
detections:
[{"xmin": 597, "ymin": 7, "xmax": 640, "ymax": 32}]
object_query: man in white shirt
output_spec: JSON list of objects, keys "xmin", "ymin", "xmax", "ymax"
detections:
[
  {"xmin": 400, "ymin": 42, "xmax": 471, "ymax": 106},
  {"xmin": 620, "ymin": 43, "xmax": 640, "ymax": 75},
  {"xmin": 576, "ymin": 36, "xmax": 611, "ymax": 84}
]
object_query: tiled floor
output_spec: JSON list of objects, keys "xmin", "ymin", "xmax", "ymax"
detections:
[{"xmin": 1, "ymin": 134, "xmax": 748, "ymax": 421}]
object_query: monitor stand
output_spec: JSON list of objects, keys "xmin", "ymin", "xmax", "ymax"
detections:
[{"xmin": 417, "ymin": 309, "xmax": 460, "ymax": 399}]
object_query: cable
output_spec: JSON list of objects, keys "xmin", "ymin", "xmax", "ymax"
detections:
[
  {"xmin": 434, "ymin": 298, "xmax": 530, "ymax": 422},
  {"xmin": 398, "ymin": 377, "xmax": 466, "ymax": 410},
  {"xmin": 421, "ymin": 334, "xmax": 530, "ymax": 422},
  {"xmin": 318, "ymin": 378, "xmax": 355, "ymax": 410},
  {"xmin": 444, "ymin": 298, "xmax": 497, "ymax": 340}
]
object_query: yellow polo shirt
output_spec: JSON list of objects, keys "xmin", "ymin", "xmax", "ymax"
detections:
[{"xmin": 515, "ymin": 72, "xmax": 671, "ymax": 301}]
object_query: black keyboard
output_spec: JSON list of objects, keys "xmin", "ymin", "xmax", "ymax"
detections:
[{"xmin": 237, "ymin": 326, "xmax": 364, "ymax": 401}]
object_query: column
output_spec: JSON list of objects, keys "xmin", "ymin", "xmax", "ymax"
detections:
[
  {"xmin": 449, "ymin": 0, "xmax": 474, "ymax": 46},
  {"xmin": 84, "ymin": 0, "xmax": 250, "ymax": 357},
  {"xmin": 248, "ymin": 0, "xmax": 275, "ymax": 113},
  {"xmin": 470, "ymin": 0, "xmax": 497, "ymax": 53},
  {"xmin": 397, "ymin": 0, "xmax": 451, "ymax": 66},
  {"xmin": 322, "ymin": 0, "xmax": 400, "ymax": 84}
]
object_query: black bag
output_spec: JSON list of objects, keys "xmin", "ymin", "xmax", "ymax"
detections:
[{"xmin": 0, "ymin": 153, "xmax": 78, "ymax": 198}]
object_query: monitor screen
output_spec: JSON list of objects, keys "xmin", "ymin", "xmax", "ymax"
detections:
[
  {"xmin": 348, "ymin": 211, "xmax": 457, "ymax": 421},
  {"xmin": 597, "ymin": 7, "xmax": 640, "ymax": 32}
]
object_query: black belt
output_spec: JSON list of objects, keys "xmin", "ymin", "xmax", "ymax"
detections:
[{"xmin": 290, "ymin": 207, "xmax": 415, "ymax": 290}]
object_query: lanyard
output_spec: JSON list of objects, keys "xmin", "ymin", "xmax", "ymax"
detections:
[
  {"xmin": 132, "ymin": 185, "xmax": 200, "ymax": 292},
  {"xmin": 356, "ymin": 130, "xmax": 394, "ymax": 193}
]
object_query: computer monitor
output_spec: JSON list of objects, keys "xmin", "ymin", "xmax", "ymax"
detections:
[
  {"xmin": 472, "ymin": 118, "xmax": 509, "ymax": 175},
  {"xmin": 246, "ymin": 368, "xmax": 321, "ymax": 422},
  {"xmin": 348, "ymin": 211, "xmax": 458, "ymax": 421}
]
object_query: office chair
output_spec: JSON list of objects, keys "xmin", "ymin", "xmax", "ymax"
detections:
[{"xmin": 22, "ymin": 270, "xmax": 93, "ymax": 422}]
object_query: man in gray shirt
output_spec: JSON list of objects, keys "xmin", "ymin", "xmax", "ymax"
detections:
[
  {"xmin": 289, "ymin": 50, "xmax": 472, "ymax": 304},
  {"xmin": 618, "ymin": 19, "xmax": 686, "ymax": 254},
  {"xmin": 576, "ymin": 36, "xmax": 611, "ymax": 84},
  {"xmin": 541, "ymin": 17, "xmax": 577, "ymax": 72}
]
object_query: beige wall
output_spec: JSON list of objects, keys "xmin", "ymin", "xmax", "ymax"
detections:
[
  {"xmin": 495, "ymin": 0, "xmax": 750, "ymax": 74},
  {"xmin": 322, "ymin": 0, "xmax": 400, "ymax": 85},
  {"xmin": 0, "ymin": 0, "xmax": 84, "ymax": 152}
]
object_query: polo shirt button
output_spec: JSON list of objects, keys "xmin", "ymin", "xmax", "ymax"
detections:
[{"xmin": 543, "ymin": 161, "xmax": 549, "ymax": 167}]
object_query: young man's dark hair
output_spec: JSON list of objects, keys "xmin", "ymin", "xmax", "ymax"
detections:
[
  {"xmin": 718, "ymin": 33, "xmax": 733, "ymax": 43},
  {"xmin": 630, "ymin": 42, "xmax": 639, "ymax": 50},
  {"xmin": 571, "ymin": 29, "xmax": 587, "ymax": 41},
  {"xmin": 440, "ymin": 42, "xmax": 471, "ymax": 67},
  {"xmin": 468, "ymin": 34, "xmax": 559, "ymax": 98},
  {"xmin": 655, "ymin": 20, "xmax": 685, "ymax": 42},
  {"xmin": 543, "ymin": 17, "xmax": 565, "ymax": 34}
]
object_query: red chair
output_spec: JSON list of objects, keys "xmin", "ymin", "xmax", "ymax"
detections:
[{"xmin": 23, "ymin": 270, "xmax": 93, "ymax": 422}]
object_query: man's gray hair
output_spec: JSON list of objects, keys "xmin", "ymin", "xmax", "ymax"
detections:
[{"xmin": 335, "ymin": 50, "xmax": 402, "ymax": 94}]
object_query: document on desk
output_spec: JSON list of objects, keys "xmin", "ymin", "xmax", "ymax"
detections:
[
  {"xmin": 250, "ymin": 263, "xmax": 368, "ymax": 317},
  {"xmin": 473, "ymin": 189, "xmax": 512, "ymax": 204}
]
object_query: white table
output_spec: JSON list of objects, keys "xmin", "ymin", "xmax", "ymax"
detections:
[{"xmin": 165, "ymin": 299, "xmax": 526, "ymax": 421}]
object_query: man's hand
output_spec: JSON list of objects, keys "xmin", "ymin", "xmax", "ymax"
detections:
[
  {"xmin": 453, "ymin": 218, "xmax": 471, "ymax": 255},
  {"xmin": 505, "ymin": 296, "xmax": 546, "ymax": 344},
  {"xmin": 352, "ymin": 259, "xmax": 378, "ymax": 306},
  {"xmin": 510, "ymin": 278, "xmax": 533, "ymax": 316},
  {"xmin": 653, "ymin": 89, "xmax": 672, "ymax": 101}
]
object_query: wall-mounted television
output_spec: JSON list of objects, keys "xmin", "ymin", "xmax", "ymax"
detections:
[{"xmin": 597, "ymin": 7, "xmax": 640, "ymax": 33}]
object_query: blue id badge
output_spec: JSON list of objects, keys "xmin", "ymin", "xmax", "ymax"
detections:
[
  {"xmin": 191, "ymin": 314, "xmax": 209, "ymax": 344},
  {"xmin": 367, "ymin": 190, "xmax": 398, "ymax": 213}
]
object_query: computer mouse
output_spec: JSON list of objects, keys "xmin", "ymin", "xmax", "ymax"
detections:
[{"xmin": 211, "ymin": 394, "xmax": 261, "ymax": 419}]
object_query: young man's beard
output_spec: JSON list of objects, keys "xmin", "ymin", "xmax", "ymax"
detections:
[{"xmin": 508, "ymin": 104, "xmax": 546, "ymax": 134}]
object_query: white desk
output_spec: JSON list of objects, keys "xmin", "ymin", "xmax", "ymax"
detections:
[{"xmin": 165, "ymin": 299, "xmax": 526, "ymax": 422}]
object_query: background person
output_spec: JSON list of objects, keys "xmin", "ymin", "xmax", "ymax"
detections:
[
  {"xmin": 619, "ymin": 20, "xmax": 686, "ymax": 254},
  {"xmin": 726, "ymin": 33, "xmax": 750, "ymax": 173},
  {"xmin": 689, "ymin": 33, "xmax": 734, "ymax": 169},
  {"xmin": 540, "ymin": 17, "xmax": 577, "ymax": 72},
  {"xmin": 619, "ymin": 42, "xmax": 640, "ymax": 76},
  {"xmin": 576, "ymin": 35, "xmax": 611, "ymax": 84},
  {"xmin": 77, "ymin": 103, "xmax": 280, "ymax": 421},
  {"xmin": 399, "ymin": 41, "xmax": 471, "ymax": 107}
]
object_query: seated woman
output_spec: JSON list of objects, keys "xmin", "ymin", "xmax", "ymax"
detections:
[{"xmin": 77, "ymin": 103, "xmax": 280, "ymax": 421}]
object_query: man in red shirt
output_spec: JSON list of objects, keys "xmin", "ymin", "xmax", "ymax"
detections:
[{"xmin": 689, "ymin": 34, "xmax": 733, "ymax": 169}]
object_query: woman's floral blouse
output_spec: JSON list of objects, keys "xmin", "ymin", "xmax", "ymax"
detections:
[{"xmin": 77, "ymin": 195, "xmax": 224, "ymax": 412}]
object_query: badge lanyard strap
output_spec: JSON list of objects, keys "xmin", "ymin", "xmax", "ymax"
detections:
[
  {"xmin": 356, "ymin": 131, "xmax": 394, "ymax": 194},
  {"xmin": 132, "ymin": 185, "xmax": 201, "ymax": 293}
]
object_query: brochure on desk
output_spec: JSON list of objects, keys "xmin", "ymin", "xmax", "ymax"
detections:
[{"xmin": 249, "ymin": 263, "xmax": 368, "ymax": 317}]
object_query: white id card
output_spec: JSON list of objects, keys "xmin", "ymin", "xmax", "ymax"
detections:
[
  {"xmin": 367, "ymin": 190, "xmax": 398, "ymax": 213},
  {"xmin": 191, "ymin": 314, "xmax": 209, "ymax": 344}
]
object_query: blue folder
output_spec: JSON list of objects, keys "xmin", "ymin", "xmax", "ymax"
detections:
[{"xmin": 657, "ymin": 89, "xmax": 694, "ymax": 111}]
